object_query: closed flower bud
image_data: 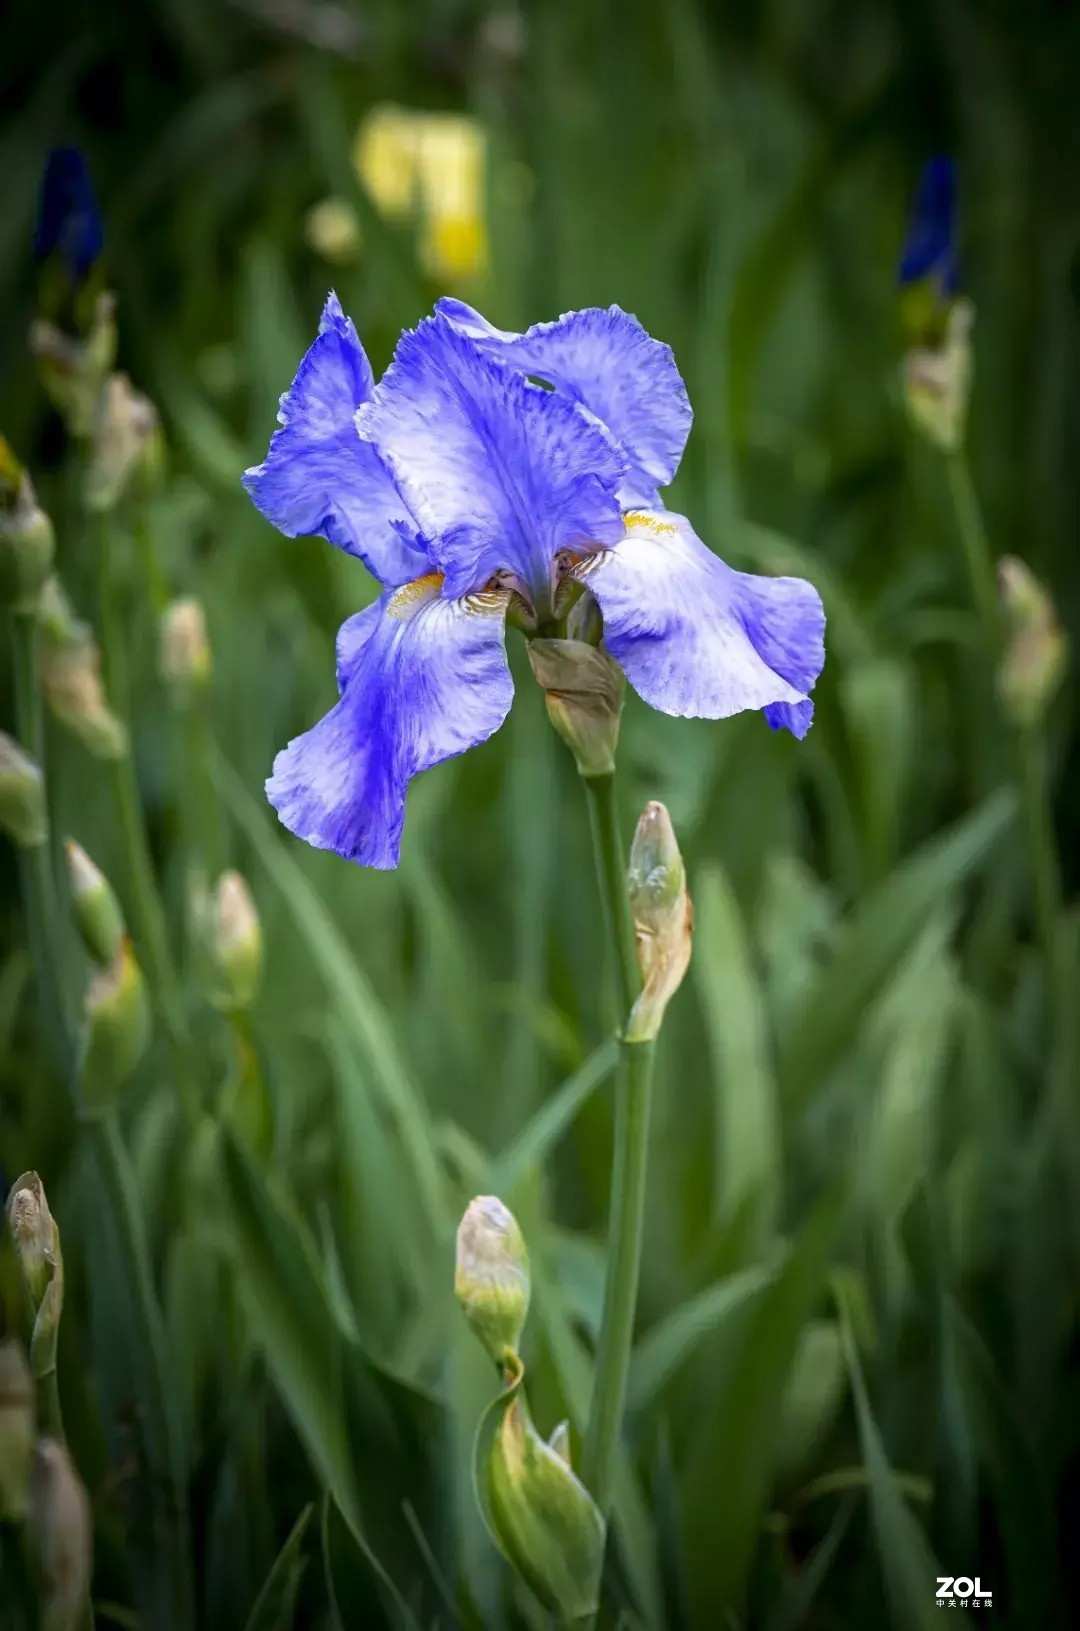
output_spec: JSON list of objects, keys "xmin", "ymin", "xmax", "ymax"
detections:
[
  {"xmin": 6, "ymin": 1172, "xmax": 64, "ymax": 1385},
  {"xmin": 626, "ymin": 801, "xmax": 693, "ymax": 1042},
  {"xmin": 481, "ymin": 1354, "xmax": 604, "ymax": 1620},
  {"xmin": 0, "ymin": 1340, "xmax": 35, "ymax": 1520},
  {"xmin": 456, "ymin": 1196, "xmax": 530, "ymax": 1366},
  {"xmin": 27, "ymin": 1439, "xmax": 92, "ymax": 1631},
  {"xmin": 997, "ymin": 556, "xmax": 1067, "ymax": 727},
  {"xmin": 0, "ymin": 437, "xmax": 55, "ymax": 613},
  {"xmin": 85, "ymin": 372, "xmax": 159, "ymax": 513},
  {"xmin": 527, "ymin": 637, "xmax": 624, "ymax": 777},
  {"xmin": 193, "ymin": 870, "xmax": 263, "ymax": 1011},
  {"xmin": 65, "ymin": 839, "xmax": 124, "ymax": 966},
  {"xmin": 80, "ymin": 939, "xmax": 150, "ymax": 1114},
  {"xmin": 30, "ymin": 290, "xmax": 117, "ymax": 440},
  {"xmin": 902, "ymin": 297, "xmax": 973, "ymax": 452},
  {"xmin": 0, "ymin": 732, "xmax": 48, "ymax": 847},
  {"xmin": 160, "ymin": 595, "xmax": 212, "ymax": 703},
  {"xmin": 41, "ymin": 632, "xmax": 127, "ymax": 761}
]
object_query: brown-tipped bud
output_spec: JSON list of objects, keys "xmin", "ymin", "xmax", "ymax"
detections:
[
  {"xmin": 160, "ymin": 595, "xmax": 212, "ymax": 704},
  {"xmin": 527, "ymin": 637, "xmax": 624, "ymax": 777},
  {"xmin": 193, "ymin": 870, "xmax": 263, "ymax": 1011},
  {"xmin": 6, "ymin": 1172, "xmax": 64, "ymax": 1386},
  {"xmin": 85, "ymin": 372, "xmax": 159, "ymax": 513},
  {"xmin": 0, "ymin": 732, "xmax": 48, "ymax": 847},
  {"xmin": 41, "ymin": 633, "xmax": 127, "ymax": 761},
  {"xmin": 997, "ymin": 556, "xmax": 1067, "ymax": 728},
  {"xmin": 902, "ymin": 298, "xmax": 973, "ymax": 452},
  {"xmin": 27, "ymin": 1439, "xmax": 92, "ymax": 1631},
  {"xmin": 0, "ymin": 437, "xmax": 55, "ymax": 614},
  {"xmin": 0, "ymin": 1341, "xmax": 35, "ymax": 1521},
  {"xmin": 65, "ymin": 840, "xmax": 125, "ymax": 966},
  {"xmin": 455, "ymin": 1196, "xmax": 530, "ymax": 1366},
  {"xmin": 625, "ymin": 801, "xmax": 693, "ymax": 1042},
  {"xmin": 31, "ymin": 290, "xmax": 117, "ymax": 440},
  {"xmin": 80, "ymin": 939, "xmax": 151, "ymax": 1114}
]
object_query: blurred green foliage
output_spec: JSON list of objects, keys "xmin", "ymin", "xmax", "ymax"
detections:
[{"xmin": 2, "ymin": 1, "xmax": 1079, "ymax": 1627}]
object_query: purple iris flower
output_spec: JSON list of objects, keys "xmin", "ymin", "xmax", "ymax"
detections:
[
  {"xmin": 243, "ymin": 295, "xmax": 825, "ymax": 868},
  {"xmin": 34, "ymin": 147, "xmax": 104, "ymax": 282},
  {"xmin": 898, "ymin": 156, "xmax": 959, "ymax": 297}
]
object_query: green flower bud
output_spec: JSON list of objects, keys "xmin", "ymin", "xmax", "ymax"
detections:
[
  {"xmin": 626, "ymin": 801, "xmax": 693, "ymax": 1043},
  {"xmin": 85, "ymin": 372, "xmax": 159, "ymax": 513},
  {"xmin": 527, "ymin": 637, "xmax": 624, "ymax": 777},
  {"xmin": 41, "ymin": 632, "xmax": 128, "ymax": 761},
  {"xmin": 997, "ymin": 555, "xmax": 1067, "ymax": 728},
  {"xmin": 30, "ymin": 290, "xmax": 117, "ymax": 440},
  {"xmin": 478, "ymin": 1352, "xmax": 605, "ymax": 1621},
  {"xmin": 193, "ymin": 870, "xmax": 263, "ymax": 1011},
  {"xmin": 65, "ymin": 839, "xmax": 125, "ymax": 966},
  {"xmin": 0, "ymin": 732, "xmax": 48, "ymax": 847},
  {"xmin": 902, "ymin": 297, "xmax": 973, "ymax": 452},
  {"xmin": 5, "ymin": 1172, "xmax": 64, "ymax": 1384},
  {"xmin": 0, "ymin": 1340, "xmax": 35, "ymax": 1521},
  {"xmin": 455, "ymin": 1196, "xmax": 530, "ymax": 1366},
  {"xmin": 0, "ymin": 437, "xmax": 55, "ymax": 613},
  {"xmin": 80, "ymin": 939, "xmax": 151, "ymax": 1114},
  {"xmin": 27, "ymin": 1439, "xmax": 92, "ymax": 1631},
  {"xmin": 160, "ymin": 595, "xmax": 212, "ymax": 704}
]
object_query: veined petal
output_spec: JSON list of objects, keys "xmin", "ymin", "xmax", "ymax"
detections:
[
  {"xmin": 243, "ymin": 292, "xmax": 430, "ymax": 588},
  {"xmin": 355, "ymin": 314, "xmax": 626, "ymax": 603},
  {"xmin": 578, "ymin": 512, "xmax": 824, "ymax": 735},
  {"xmin": 438, "ymin": 298, "xmax": 692, "ymax": 507},
  {"xmin": 266, "ymin": 576, "xmax": 513, "ymax": 868}
]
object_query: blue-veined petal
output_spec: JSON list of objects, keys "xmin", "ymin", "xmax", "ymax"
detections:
[
  {"xmin": 355, "ymin": 314, "xmax": 625, "ymax": 603},
  {"xmin": 243, "ymin": 292, "xmax": 430, "ymax": 588},
  {"xmin": 438, "ymin": 299, "xmax": 691, "ymax": 507},
  {"xmin": 266, "ymin": 575, "xmax": 513, "ymax": 868},
  {"xmin": 897, "ymin": 156, "xmax": 959, "ymax": 295},
  {"xmin": 578, "ymin": 512, "xmax": 824, "ymax": 736}
]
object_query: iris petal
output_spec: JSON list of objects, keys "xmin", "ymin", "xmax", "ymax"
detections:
[
  {"xmin": 897, "ymin": 156, "xmax": 959, "ymax": 296},
  {"xmin": 355, "ymin": 314, "xmax": 626, "ymax": 602},
  {"xmin": 438, "ymin": 298, "xmax": 692, "ymax": 507},
  {"xmin": 243, "ymin": 292, "xmax": 430, "ymax": 588},
  {"xmin": 266, "ymin": 575, "xmax": 513, "ymax": 868},
  {"xmin": 579, "ymin": 513, "xmax": 824, "ymax": 734}
]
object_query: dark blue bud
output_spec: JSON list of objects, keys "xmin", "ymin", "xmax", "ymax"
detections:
[
  {"xmin": 898, "ymin": 156, "xmax": 959, "ymax": 296},
  {"xmin": 34, "ymin": 148, "xmax": 104, "ymax": 282}
]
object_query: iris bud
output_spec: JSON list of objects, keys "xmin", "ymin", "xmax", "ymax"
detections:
[
  {"xmin": 5, "ymin": 1172, "xmax": 64, "ymax": 1385},
  {"xmin": 626, "ymin": 801, "xmax": 693, "ymax": 1043},
  {"xmin": 85, "ymin": 372, "xmax": 159, "ymax": 513},
  {"xmin": 902, "ymin": 298, "xmax": 973, "ymax": 452},
  {"xmin": 80, "ymin": 939, "xmax": 151, "ymax": 1114},
  {"xmin": 997, "ymin": 556, "xmax": 1067, "ymax": 728},
  {"xmin": 27, "ymin": 1439, "xmax": 92, "ymax": 1631},
  {"xmin": 160, "ymin": 595, "xmax": 212, "ymax": 704},
  {"xmin": 0, "ymin": 437, "xmax": 55, "ymax": 614},
  {"xmin": 30, "ymin": 290, "xmax": 117, "ymax": 440},
  {"xmin": 0, "ymin": 733, "xmax": 48, "ymax": 847},
  {"xmin": 193, "ymin": 871, "xmax": 263, "ymax": 1012},
  {"xmin": 480, "ymin": 1353, "xmax": 605, "ymax": 1621},
  {"xmin": 455, "ymin": 1195, "xmax": 530, "ymax": 1367},
  {"xmin": 41, "ymin": 630, "xmax": 127, "ymax": 761},
  {"xmin": 0, "ymin": 1340, "xmax": 35, "ymax": 1520},
  {"xmin": 527, "ymin": 637, "xmax": 624, "ymax": 778},
  {"xmin": 65, "ymin": 839, "xmax": 124, "ymax": 966}
]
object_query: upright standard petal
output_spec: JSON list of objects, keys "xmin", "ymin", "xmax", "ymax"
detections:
[
  {"xmin": 897, "ymin": 156, "xmax": 959, "ymax": 295},
  {"xmin": 438, "ymin": 299, "xmax": 692, "ymax": 506},
  {"xmin": 243, "ymin": 292, "xmax": 430, "ymax": 588},
  {"xmin": 266, "ymin": 576, "xmax": 513, "ymax": 868},
  {"xmin": 578, "ymin": 513, "xmax": 824, "ymax": 735},
  {"xmin": 355, "ymin": 315, "xmax": 626, "ymax": 604}
]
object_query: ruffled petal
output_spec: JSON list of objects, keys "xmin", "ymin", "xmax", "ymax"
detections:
[
  {"xmin": 266, "ymin": 575, "xmax": 513, "ymax": 868},
  {"xmin": 578, "ymin": 512, "xmax": 824, "ymax": 734},
  {"xmin": 243, "ymin": 292, "xmax": 430, "ymax": 588},
  {"xmin": 355, "ymin": 314, "xmax": 625, "ymax": 603},
  {"xmin": 438, "ymin": 298, "xmax": 692, "ymax": 507}
]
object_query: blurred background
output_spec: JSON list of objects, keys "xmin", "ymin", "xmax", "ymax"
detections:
[{"xmin": 2, "ymin": 1, "xmax": 1079, "ymax": 1627}]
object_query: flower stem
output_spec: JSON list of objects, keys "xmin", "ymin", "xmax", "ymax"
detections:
[
  {"xmin": 580, "ymin": 771, "xmax": 651, "ymax": 1522},
  {"xmin": 946, "ymin": 451, "xmax": 1001, "ymax": 651}
]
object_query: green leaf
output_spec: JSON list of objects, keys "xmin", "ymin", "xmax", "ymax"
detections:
[
  {"xmin": 628, "ymin": 1264, "xmax": 772, "ymax": 1411},
  {"xmin": 492, "ymin": 1039, "xmax": 619, "ymax": 1194},
  {"xmin": 242, "ymin": 1504, "xmax": 313, "ymax": 1631}
]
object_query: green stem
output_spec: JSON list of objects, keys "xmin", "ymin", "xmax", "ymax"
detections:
[
  {"xmin": 580, "ymin": 771, "xmax": 652, "ymax": 1523},
  {"xmin": 946, "ymin": 451, "xmax": 1002, "ymax": 652}
]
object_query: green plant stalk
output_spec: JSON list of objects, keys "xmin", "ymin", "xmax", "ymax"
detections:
[
  {"xmin": 580, "ymin": 771, "xmax": 652, "ymax": 1522},
  {"xmin": 946, "ymin": 451, "xmax": 1002, "ymax": 652}
]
